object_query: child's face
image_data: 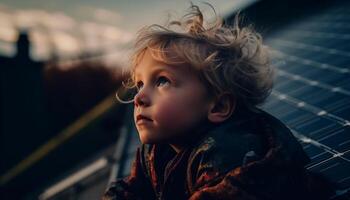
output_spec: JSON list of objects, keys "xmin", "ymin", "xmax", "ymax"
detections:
[{"xmin": 133, "ymin": 50, "xmax": 212, "ymax": 147}]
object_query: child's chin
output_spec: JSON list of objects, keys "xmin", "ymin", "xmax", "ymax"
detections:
[{"xmin": 139, "ymin": 134, "xmax": 159, "ymax": 144}]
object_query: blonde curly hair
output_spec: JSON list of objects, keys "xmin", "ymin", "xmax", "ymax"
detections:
[{"xmin": 120, "ymin": 3, "xmax": 275, "ymax": 110}]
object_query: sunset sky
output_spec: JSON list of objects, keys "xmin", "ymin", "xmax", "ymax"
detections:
[{"xmin": 0, "ymin": 0, "xmax": 255, "ymax": 65}]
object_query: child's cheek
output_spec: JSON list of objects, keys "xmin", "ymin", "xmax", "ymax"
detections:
[
  {"xmin": 156, "ymin": 99, "xmax": 193, "ymax": 130},
  {"xmin": 156, "ymin": 104, "xmax": 180, "ymax": 125}
]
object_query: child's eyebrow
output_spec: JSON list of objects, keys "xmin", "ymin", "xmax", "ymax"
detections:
[{"xmin": 135, "ymin": 67, "xmax": 175, "ymax": 81}]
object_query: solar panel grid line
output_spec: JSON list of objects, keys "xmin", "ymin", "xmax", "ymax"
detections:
[
  {"xmin": 269, "ymin": 42, "xmax": 350, "ymax": 70},
  {"xmin": 315, "ymin": 129, "xmax": 349, "ymax": 153},
  {"xmin": 286, "ymin": 112, "xmax": 317, "ymax": 127},
  {"xmin": 271, "ymin": 91, "xmax": 350, "ymax": 126},
  {"xmin": 271, "ymin": 58, "xmax": 318, "ymax": 75},
  {"xmin": 295, "ymin": 124, "xmax": 344, "ymax": 147},
  {"xmin": 264, "ymin": 105, "xmax": 349, "ymax": 170},
  {"xmin": 302, "ymin": 93, "xmax": 340, "ymax": 109},
  {"xmin": 315, "ymin": 133, "xmax": 344, "ymax": 155},
  {"xmin": 303, "ymin": 144, "xmax": 333, "ymax": 161},
  {"xmin": 304, "ymin": 151, "xmax": 333, "ymax": 168},
  {"xmin": 269, "ymin": 38, "xmax": 350, "ymax": 57},
  {"xmin": 304, "ymin": 149, "xmax": 350, "ymax": 172},
  {"xmin": 260, "ymin": 98, "xmax": 325, "ymax": 127},
  {"xmin": 308, "ymin": 123, "xmax": 340, "ymax": 137},
  {"xmin": 331, "ymin": 104, "xmax": 350, "ymax": 120},
  {"xmin": 273, "ymin": 78, "xmax": 306, "ymax": 92},
  {"xmin": 306, "ymin": 154, "xmax": 341, "ymax": 170},
  {"xmin": 262, "ymin": 96, "xmax": 293, "ymax": 109},
  {"xmin": 274, "ymin": 71, "xmax": 344, "ymax": 94},
  {"xmin": 317, "ymin": 97, "xmax": 349, "ymax": 112},
  {"xmin": 276, "ymin": 69, "xmax": 350, "ymax": 96},
  {"xmin": 291, "ymin": 131, "xmax": 348, "ymax": 161},
  {"xmin": 262, "ymin": 85, "xmax": 348, "ymax": 160},
  {"xmin": 286, "ymin": 86, "xmax": 337, "ymax": 103},
  {"xmin": 277, "ymin": 85, "xmax": 312, "ymax": 99},
  {"xmin": 271, "ymin": 50, "xmax": 350, "ymax": 73},
  {"xmin": 293, "ymin": 116, "xmax": 326, "ymax": 130},
  {"xmin": 274, "ymin": 84, "xmax": 349, "ymax": 108},
  {"xmin": 307, "ymin": 149, "xmax": 340, "ymax": 168},
  {"xmin": 319, "ymin": 162, "xmax": 341, "ymax": 173},
  {"xmin": 272, "ymin": 44, "xmax": 350, "ymax": 61},
  {"xmin": 311, "ymin": 133, "xmax": 349, "ymax": 156},
  {"xmin": 341, "ymin": 149, "xmax": 350, "ymax": 156},
  {"xmin": 263, "ymin": 102, "xmax": 301, "ymax": 121},
  {"xmin": 310, "ymin": 151, "xmax": 328, "ymax": 160},
  {"xmin": 339, "ymin": 139, "xmax": 350, "ymax": 147}
]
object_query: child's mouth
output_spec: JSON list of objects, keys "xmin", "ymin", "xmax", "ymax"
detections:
[{"xmin": 136, "ymin": 114, "xmax": 153, "ymax": 123}]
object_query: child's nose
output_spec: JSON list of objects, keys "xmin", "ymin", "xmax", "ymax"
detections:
[{"xmin": 134, "ymin": 90, "xmax": 150, "ymax": 107}]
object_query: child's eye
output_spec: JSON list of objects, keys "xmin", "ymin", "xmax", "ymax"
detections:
[{"xmin": 156, "ymin": 76, "xmax": 170, "ymax": 87}]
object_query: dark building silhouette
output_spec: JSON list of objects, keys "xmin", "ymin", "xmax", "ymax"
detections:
[
  {"xmin": 1, "ymin": 31, "xmax": 50, "ymax": 175},
  {"xmin": 16, "ymin": 32, "xmax": 31, "ymax": 60}
]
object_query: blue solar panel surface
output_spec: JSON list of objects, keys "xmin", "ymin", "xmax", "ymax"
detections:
[{"xmin": 263, "ymin": 3, "xmax": 350, "ymax": 195}]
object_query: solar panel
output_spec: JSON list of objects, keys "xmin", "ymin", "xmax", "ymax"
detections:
[{"xmin": 261, "ymin": 2, "xmax": 350, "ymax": 197}]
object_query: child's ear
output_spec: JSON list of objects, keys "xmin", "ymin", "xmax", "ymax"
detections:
[{"xmin": 207, "ymin": 93, "xmax": 236, "ymax": 123}]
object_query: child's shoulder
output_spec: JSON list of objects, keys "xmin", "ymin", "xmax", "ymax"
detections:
[
  {"xmin": 190, "ymin": 107, "xmax": 309, "ymax": 164},
  {"xmin": 186, "ymin": 107, "xmax": 310, "ymax": 191},
  {"xmin": 187, "ymin": 108, "xmax": 267, "ymax": 186}
]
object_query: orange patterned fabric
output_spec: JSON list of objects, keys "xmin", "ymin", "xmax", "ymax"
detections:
[{"xmin": 103, "ymin": 108, "xmax": 335, "ymax": 200}]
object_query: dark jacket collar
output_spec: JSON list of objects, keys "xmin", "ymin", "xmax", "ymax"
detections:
[{"xmin": 198, "ymin": 106, "xmax": 311, "ymax": 167}]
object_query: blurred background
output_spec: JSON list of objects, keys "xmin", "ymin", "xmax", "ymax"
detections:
[{"xmin": 0, "ymin": 0, "xmax": 349, "ymax": 199}]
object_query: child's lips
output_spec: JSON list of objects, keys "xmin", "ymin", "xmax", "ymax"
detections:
[{"xmin": 136, "ymin": 114, "xmax": 153, "ymax": 124}]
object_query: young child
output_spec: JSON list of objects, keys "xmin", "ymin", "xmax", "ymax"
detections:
[{"xmin": 103, "ymin": 4, "xmax": 335, "ymax": 200}]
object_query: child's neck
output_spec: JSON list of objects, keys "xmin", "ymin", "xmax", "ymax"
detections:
[{"xmin": 168, "ymin": 120, "xmax": 218, "ymax": 154}]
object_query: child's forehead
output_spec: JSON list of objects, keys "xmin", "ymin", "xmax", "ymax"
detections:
[{"xmin": 134, "ymin": 49, "xmax": 195, "ymax": 78}]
